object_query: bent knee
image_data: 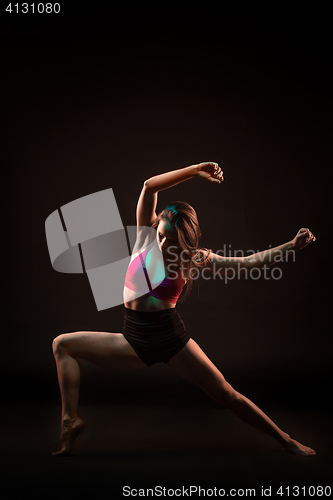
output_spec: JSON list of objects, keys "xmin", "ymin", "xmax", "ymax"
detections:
[
  {"xmin": 52, "ymin": 333, "xmax": 74, "ymax": 356},
  {"xmin": 209, "ymin": 380, "xmax": 240, "ymax": 406}
]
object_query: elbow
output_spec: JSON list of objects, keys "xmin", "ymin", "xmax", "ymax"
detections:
[
  {"xmin": 143, "ymin": 179, "xmax": 156, "ymax": 193},
  {"xmin": 244, "ymin": 255, "xmax": 267, "ymax": 271},
  {"xmin": 242, "ymin": 256, "xmax": 250, "ymax": 267},
  {"xmin": 243, "ymin": 256, "xmax": 255, "ymax": 270}
]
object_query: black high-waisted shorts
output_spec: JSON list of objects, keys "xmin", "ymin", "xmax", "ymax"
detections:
[{"xmin": 123, "ymin": 307, "xmax": 190, "ymax": 367}]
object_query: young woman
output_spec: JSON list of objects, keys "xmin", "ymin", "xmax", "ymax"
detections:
[{"xmin": 52, "ymin": 162, "xmax": 316, "ymax": 457}]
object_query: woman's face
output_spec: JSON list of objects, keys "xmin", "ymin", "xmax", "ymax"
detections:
[{"xmin": 156, "ymin": 219, "xmax": 179, "ymax": 259}]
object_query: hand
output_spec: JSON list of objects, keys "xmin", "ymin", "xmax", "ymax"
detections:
[
  {"xmin": 196, "ymin": 162, "xmax": 224, "ymax": 184},
  {"xmin": 292, "ymin": 228, "xmax": 316, "ymax": 251}
]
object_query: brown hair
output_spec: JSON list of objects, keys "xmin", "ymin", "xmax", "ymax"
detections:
[{"xmin": 152, "ymin": 201, "xmax": 211, "ymax": 302}]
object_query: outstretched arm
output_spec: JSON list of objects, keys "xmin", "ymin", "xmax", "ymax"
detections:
[
  {"xmin": 136, "ymin": 162, "xmax": 223, "ymax": 226},
  {"xmin": 204, "ymin": 228, "xmax": 316, "ymax": 276}
]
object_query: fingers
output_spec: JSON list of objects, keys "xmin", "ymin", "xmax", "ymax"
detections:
[
  {"xmin": 307, "ymin": 229, "xmax": 316, "ymax": 242},
  {"xmin": 213, "ymin": 163, "xmax": 224, "ymax": 183},
  {"xmin": 297, "ymin": 228, "xmax": 316, "ymax": 244},
  {"xmin": 199, "ymin": 162, "xmax": 224, "ymax": 183},
  {"xmin": 304, "ymin": 228, "xmax": 316, "ymax": 242}
]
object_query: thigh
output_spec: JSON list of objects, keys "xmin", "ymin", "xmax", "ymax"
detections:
[
  {"xmin": 58, "ymin": 331, "xmax": 147, "ymax": 369},
  {"xmin": 167, "ymin": 339, "xmax": 231, "ymax": 400}
]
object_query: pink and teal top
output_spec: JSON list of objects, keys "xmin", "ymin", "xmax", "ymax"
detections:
[{"xmin": 125, "ymin": 242, "xmax": 186, "ymax": 304}]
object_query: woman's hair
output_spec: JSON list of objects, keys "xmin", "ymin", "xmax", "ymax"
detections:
[{"xmin": 152, "ymin": 201, "xmax": 211, "ymax": 302}]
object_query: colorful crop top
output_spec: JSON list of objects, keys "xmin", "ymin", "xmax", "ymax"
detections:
[{"xmin": 124, "ymin": 241, "xmax": 186, "ymax": 304}]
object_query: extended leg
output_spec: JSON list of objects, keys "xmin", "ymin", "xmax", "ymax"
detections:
[
  {"xmin": 167, "ymin": 339, "xmax": 316, "ymax": 456},
  {"xmin": 52, "ymin": 330, "xmax": 146, "ymax": 456}
]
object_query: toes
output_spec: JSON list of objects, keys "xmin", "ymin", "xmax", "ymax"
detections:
[
  {"xmin": 305, "ymin": 448, "xmax": 316, "ymax": 456},
  {"xmin": 52, "ymin": 450, "xmax": 71, "ymax": 457}
]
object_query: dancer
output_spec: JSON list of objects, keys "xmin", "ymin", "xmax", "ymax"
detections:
[{"xmin": 52, "ymin": 162, "xmax": 316, "ymax": 456}]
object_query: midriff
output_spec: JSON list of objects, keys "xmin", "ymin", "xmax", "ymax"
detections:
[{"xmin": 124, "ymin": 293, "xmax": 176, "ymax": 312}]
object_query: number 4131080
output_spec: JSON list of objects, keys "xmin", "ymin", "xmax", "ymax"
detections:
[{"xmin": 5, "ymin": 3, "xmax": 60, "ymax": 13}]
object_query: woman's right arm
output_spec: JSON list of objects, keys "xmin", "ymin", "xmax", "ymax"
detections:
[{"xmin": 136, "ymin": 162, "xmax": 223, "ymax": 226}]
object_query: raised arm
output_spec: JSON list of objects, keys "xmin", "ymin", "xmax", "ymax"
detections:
[
  {"xmin": 203, "ymin": 228, "xmax": 316, "ymax": 276},
  {"xmin": 136, "ymin": 162, "xmax": 223, "ymax": 226}
]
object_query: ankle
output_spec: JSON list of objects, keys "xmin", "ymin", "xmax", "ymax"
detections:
[
  {"xmin": 62, "ymin": 414, "xmax": 77, "ymax": 424},
  {"xmin": 278, "ymin": 431, "xmax": 291, "ymax": 446}
]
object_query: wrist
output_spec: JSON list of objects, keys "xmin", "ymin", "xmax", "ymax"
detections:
[
  {"xmin": 192, "ymin": 164, "xmax": 200, "ymax": 177},
  {"xmin": 290, "ymin": 239, "xmax": 296, "ymax": 250}
]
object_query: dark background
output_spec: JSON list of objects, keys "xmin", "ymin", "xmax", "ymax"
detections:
[{"xmin": 2, "ymin": 3, "xmax": 332, "ymax": 498}]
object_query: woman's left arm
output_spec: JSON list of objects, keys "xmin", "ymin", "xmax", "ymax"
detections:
[{"xmin": 203, "ymin": 228, "xmax": 316, "ymax": 276}]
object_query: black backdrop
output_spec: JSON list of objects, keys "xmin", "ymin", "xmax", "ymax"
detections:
[{"xmin": 2, "ymin": 0, "xmax": 332, "ymax": 458}]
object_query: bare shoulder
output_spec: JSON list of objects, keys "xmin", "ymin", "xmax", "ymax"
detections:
[
  {"xmin": 186, "ymin": 248, "xmax": 213, "ymax": 272},
  {"xmin": 195, "ymin": 248, "xmax": 213, "ymax": 264}
]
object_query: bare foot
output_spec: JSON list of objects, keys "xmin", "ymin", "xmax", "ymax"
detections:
[
  {"xmin": 282, "ymin": 437, "xmax": 316, "ymax": 457},
  {"xmin": 52, "ymin": 417, "xmax": 85, "ymax": 457}
]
